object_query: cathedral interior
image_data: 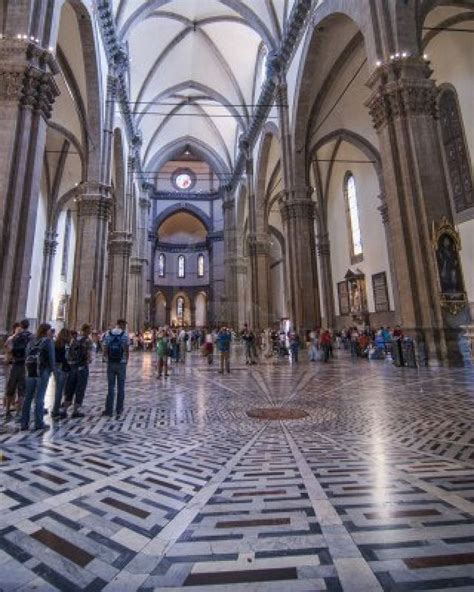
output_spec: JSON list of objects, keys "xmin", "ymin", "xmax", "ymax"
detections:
[{"xmin": 0, "ymin": 1, "xmax": 473, "ymax": 591}]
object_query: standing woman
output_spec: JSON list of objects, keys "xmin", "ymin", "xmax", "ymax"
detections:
[
  {"xmin": 51, "ymin": 328, "xmax": 71, "ymax": 420},
  {"xmin": 21, "ymin": 323, "xmax": 55, "ymax": 431}
]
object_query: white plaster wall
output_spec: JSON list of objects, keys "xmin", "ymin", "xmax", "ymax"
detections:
[
  {"xmin": 50, "ymin": 209, "xmax": 77, "ymax": 326},
  {"xmin": 327, "ymin": 143, "xmax": 393, "ymax": 314},
  {"xmin": 26, "ymin": 191, "xmax": 47, "ymax": 322}
]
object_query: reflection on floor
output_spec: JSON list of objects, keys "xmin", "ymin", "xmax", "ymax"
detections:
[{"xmin": 1, "ymin": 349, "xmax": 474, "ymax": 591}]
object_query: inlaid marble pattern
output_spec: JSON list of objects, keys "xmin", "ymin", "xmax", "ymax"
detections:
[{"xmin": 1, "ymin": 351, "xmax": 474, "ymax": 591}]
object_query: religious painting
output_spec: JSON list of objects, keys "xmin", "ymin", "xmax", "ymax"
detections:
[
  {"xmin": 433, "ymin": 218, "xmax": 467, "ymax": 315},
  {"xmin": 372, "ymin": 272, "xmax": 390, "ymax": 312},
  {"xmin": 337, "ymin": 281, "xmax": 350, "ymax": 315},
  {"xmin": 345, "ymin": 269, "xmax": 367, "ymax": 315}
]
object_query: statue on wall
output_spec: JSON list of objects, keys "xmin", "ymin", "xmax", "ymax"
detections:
[{"xmin": 433, "ymin": 218, "xmax": 467, "ymax": 315}]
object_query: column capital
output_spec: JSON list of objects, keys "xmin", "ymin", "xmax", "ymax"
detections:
[
  {"xmin": 139, "ymin": 196, "xmax": 151, "ymax": 210},
  {"xmin": 365, "ymin": 57, "xmax": 438, "ymax": 130},
  {"xmin": 247, "ymin": 233, "xmax": 271, "ymax": 256},
  {"xmin": 76, "ymin": 182, "xmax": 112, "ymax": 219},
  {"xmin": 43, "ymin": 230, "xmax": 58, "ymax": 256},
  {"xmin": 222, "ymin": 198, "xmax": 235, "ymax": 211},
  {"xmin": 316, "ymin": 240, "xmax": 330, "ymax": 257},
  {"xmin": 279, "ymin": 198, "xmax": 315, "ymax": 222},
  {"xmin": 109, "ymin": 231, "xmax": 133, "ymax": 256}
]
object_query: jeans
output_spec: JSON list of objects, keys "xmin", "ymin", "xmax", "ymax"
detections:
[
  {"xmin": 52, "ymin": 367, "xmax": 69, "ymax": 415},
  {"xmin": 290, "ymin": 345, "xmax": 299, "ymax": 362},
  {"xmin": 21, "ymin": 370, "xmax": 51, "ymax": 429},
  {"xmin": 220, "ymin": 351, "xmax": 230, "ymax": 373},
  {"xmin": 106, "ymin": 362, "xmax": 127, "ymax": 415},
  {"xmin": 350, "ymin": 341, "xmax": 358, "ymax": 357},
  {"xmin": 64, "ymin": 366, "xmax": 89, "ymax": 409}
]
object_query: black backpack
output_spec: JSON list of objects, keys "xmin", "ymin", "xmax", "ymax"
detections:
[
  {"xmin": 108, "ymin": 331, "xmax": 125, "ymax": 362},
  {"xmin": 25, "ymin": 338, "xmax": 47, "ymax": 378},
  {"xmin": 67, "ymin": 337, "xmax": 89, "ymax": 366},
  {"xmin": 11, "ymin": 331, "xmax": 31, "ymax": 363}
]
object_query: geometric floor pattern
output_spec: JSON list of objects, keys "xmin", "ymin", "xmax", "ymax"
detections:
[{"xmin": 1, "ymin": 349, "xmax": 474, "ymax": 591}]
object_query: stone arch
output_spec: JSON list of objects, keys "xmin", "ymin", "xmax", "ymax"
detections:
[
  {"xmin": 145, "ymin": 137, "xmax": 231, "ymax": 183},
  {"xmin": 152, "ymin": 203, "xmax": 212, "ymax": 237},
  {"xmin": 61, "ymin": 0, "xmax": 103, "ymax": 181},
  {"xmin": 255, "ymin": 122, "xmax": 281, "ymax": 231},
  {"xmin": 292, "ymin": 9, "xmax": 373, "ymax": 187}
]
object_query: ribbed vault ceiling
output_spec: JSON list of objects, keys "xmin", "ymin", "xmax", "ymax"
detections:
[{"xmin": 113, "ymin": 0, "xmax": 294, "ymax": 177}]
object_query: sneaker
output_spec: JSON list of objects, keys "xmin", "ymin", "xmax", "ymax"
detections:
[
  {"xmin": 71, "ymin": 411, "xmax": 85, "ymax": 419},
  {"xmin": 51, "ymin": 411, "xmax": 67, "ymax": 420},
  {"xmin": 116, "ymin": 414, "xmax": 122, "ymax": 421},
  {"xmin": 34, "ymin": 424, "xmax": 50, "ymax": 432},
  {"xmin": 20, "ymin": 425, "xmax": 29, "ymax": 431},
  {"xmin": 101, "ymin": 411, "xmax": 112, "ymax": 418}
]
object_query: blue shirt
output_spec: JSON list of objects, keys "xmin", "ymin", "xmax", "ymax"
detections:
[
  {"xmin": 216, "ymin": 331, "xmax": 232, "ymax": 352},
  {"xmin": 104, "ymin": 329, "xmax": 130, "ymax": 363}
]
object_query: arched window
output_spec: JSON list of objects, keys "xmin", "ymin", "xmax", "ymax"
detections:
[
  {"xmin": 176, "ymin": 296, "xmax": 185, "ymax": 318},
  {"xmin": 344, "ymin": 173, "xmax": 363, "ymax": 261},
  {"xmin": 158, "ymin": 253, "xmax": 166, "ymax": 277},
  {"xmin": 197, "ymin": 254, "xmax": 204, "ymax": 278},
  {"xmin": 439, "ymin": 88, "xmax": 473, "ymax": 213},
  {"xmin": 177, "ymin": 255, "xmax": 185, "ymax": 278}
]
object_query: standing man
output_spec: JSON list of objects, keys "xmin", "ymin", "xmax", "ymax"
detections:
[
  {"xmin": 103, "ymin": 319, "xmax": 130, "ymax": 419},
  {"xmin": 3, "ymin": 321, "xmax": 27, "ymax": 420},
  {"xmin": 216, "ymin": 326, "xmax": 232, "ymax": 374},
  {"xmin": 64, "ymin": 323, "xmax": 93, "ymax": 418}
]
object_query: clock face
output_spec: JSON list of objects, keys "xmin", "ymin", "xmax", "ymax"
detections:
[
  {"xmin": 172, "ymin": 168, "xmax": 196, "ymax": 191},
  {"xmin": 175, "ymin": 173, "xmax": 192, "ymax": 190}
]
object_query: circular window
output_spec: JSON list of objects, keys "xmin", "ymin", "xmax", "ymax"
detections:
[{"xmin": 172, "ymin": 168, "xmax": 196, "ymax": 191}]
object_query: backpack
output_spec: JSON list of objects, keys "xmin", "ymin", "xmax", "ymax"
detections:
[
  {"xmin": 11, "ymin": 331, "xmax": 31, "ymax": 363},
  {"xmin": 108, "ymin": 331, "xmax": 125, "ymax": 362},
  {"xmin": 67, "ymin": 337, "xmax": 89, "ymax": 366},
  {"xmin": 25, "ymin": 338, "xmax": 47, "ymax": 378}
]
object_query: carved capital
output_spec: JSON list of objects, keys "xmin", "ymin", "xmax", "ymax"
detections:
[
  {"xmin": 77, "ymin": 182, "xmax": 112, "ymax": 220},
  {"xmin": 316, "ymin": 240, "xmax": 330, "ymax": 257},
  {"xmin": 43, "ymin": 230, "xmax": 58, "ymax": 256},
  {"xmin": 222, "ymin": 198, "xmax": 235, "ymax": 211},
  {"xmin": 109, "ymin": 231, "xmax": 133, "ymax": 257},
  {"xmin": 280, "ymin": 198, "xmax": 315, "ymax": 222},
  {"xmin": 378, "ymin": 201, "xmax": 389, "ymax": 225},
  {"xmin": 139, "ymin": 196, "xmax": 151, "ymax": 210},
  {"xmin": 247, "ymin": 233, "xmax": 271, "ymax": 256},
  {"xmin": 366, "ymin": 58, "xmax": 438, "ymax": 130}
]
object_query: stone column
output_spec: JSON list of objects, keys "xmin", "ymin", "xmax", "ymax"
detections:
[
  {"xmin": 138, "ymin": 195, "xmax": 152, "ymax": 327},
  {"xmin": 0, "ymin": 39, "xmax": 59, "ymax": 335},
  {"xmin": 247, "ymin": 234, "xmax": 271, "ymax": 329},
  {"xmin": 107, "ymin": 230, "xmax": 133, "ymax": 327},
  {"xmin": 233, "ymin": 256, "xmax": 248, "ymax": 329},
  {"xmin": 316, "ymin": 235, "xmax": 335, "ymax": 329},
  {"xmin": 366, "ymin": 57, "xmax": 464, "ymax": 364},
  {"xmin": 69, "ymin": 182, "xmax": 112, "ymax": 329},
  {"xmin": 128, "ymin": 258, "xmax": 143, "ymax": 332},
  {"xmin": 223, "ymin": 197, "xmax": 238, "ymax": 327},
  {"xmin": 280, "ymin": 190, "xmax": 321, "ymax": 332},
  {"xmin": 37, "ymin": 230, "xmax": 58, "ymax": 322}
]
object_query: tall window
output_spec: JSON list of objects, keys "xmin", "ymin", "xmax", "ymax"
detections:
[
  {"xmin": 345, "ymin": 174, "xmax": 363, "ymax": 260},
  {"xmin": 177, "ymin": 255, "xmax": 185, "ymax": 278},
  {"xmin": 176, "ymin": 296, "xmax": 184, "ymax": 318},
  {"xmin": 61, "ymin": 210, "xmax": 72, "ymax": 280},
  {"xmin": 197, "ymin": 254, "xmax": 204, "ymax": 278},
  {"xmin": 158, "ymin": 253, "xmax": 166, "ymax": 277},
  {"xmin": 439, "ymin": 88, "xmax": 473, "ymax": 213}
]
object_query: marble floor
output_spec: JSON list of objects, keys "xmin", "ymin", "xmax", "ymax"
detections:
[{"xmin": 1, "ymin": 349, "xmax": 474, "ymax": 592}]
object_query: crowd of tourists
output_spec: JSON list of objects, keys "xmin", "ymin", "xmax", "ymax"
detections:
[
  {"xmin": 2, "ymin": 318, "xmax": 130, "ymax": 431},
  {"xmin": 2, "ymin": 318, "xmax": 421, "ymax": 429}
]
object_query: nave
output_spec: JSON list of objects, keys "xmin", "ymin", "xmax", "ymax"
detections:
[{"xmin": 1, "ymin": 351, "xmax": 474, "ymax": 591}]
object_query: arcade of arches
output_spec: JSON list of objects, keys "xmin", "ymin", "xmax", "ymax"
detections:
[
  {"xmin": 0, "ymin": 0, "xmax": 472, "ymax": 366},
  {"xmin": 1, "ymin": 2, "xmax": 474, "ymax": 591}
]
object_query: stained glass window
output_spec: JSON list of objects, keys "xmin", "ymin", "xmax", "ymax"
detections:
[
  {"xmin": 439, "ymin": 88, "xmax": 473, "ymax": 213},
  {"xmin": 177, "ymin": 296, "xmax": 184, "ymax": 318},
  {"xmin": 178, "ymin": 255, "xmax": 185, "ymax": 278},
  {"xmin": 345, "ymin": 174, "xmax": 362, "ymax": 258},
  {"xmin": 158, "ymin": 253, "xmax": 165, "ymax": 277},
  {"xmin": 197, "ymin": 254, "xmax": 204, "ymax": 277}
]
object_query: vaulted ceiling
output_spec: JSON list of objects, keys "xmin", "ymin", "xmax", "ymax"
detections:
[{"xmin": 112, "ymin": 0, "xmax": 295, "ymax": 178}]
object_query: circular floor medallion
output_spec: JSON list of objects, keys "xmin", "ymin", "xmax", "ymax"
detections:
[{"xmin": 246, "ymin": 407, "xmax": 309, "ymax": 420}]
